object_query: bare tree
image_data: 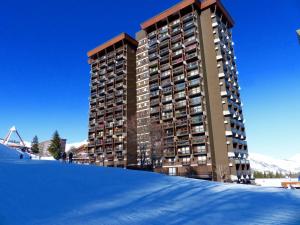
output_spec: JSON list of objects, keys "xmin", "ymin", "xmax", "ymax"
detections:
[
  {"xmin": 127, "ymin": 115, "xmax": 148, "ymax": 169},
  {"xmin": 150, "ymin": 123, "xmax": 164, "ymax": 168},
  {"xmin": 216, "ymin": 164, "xmax": 230, "ymax": 182}
]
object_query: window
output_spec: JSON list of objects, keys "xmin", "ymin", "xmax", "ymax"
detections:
[{"xmin": 169, "ymin": 167, "xmax": 176, "ymax": 176}]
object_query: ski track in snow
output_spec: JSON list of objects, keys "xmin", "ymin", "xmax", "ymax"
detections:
[{"xmin": 1, "ymin": 144, "xmax": 300, "ymax": 225}]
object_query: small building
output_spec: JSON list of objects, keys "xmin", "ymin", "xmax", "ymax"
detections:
[
  {"xmin": 69, "ymin": 144, "xmax": 90, "ymax": 164},
  {"xmin": 39, "ymin": 139, "xmax": 67, "ymax": 157}
]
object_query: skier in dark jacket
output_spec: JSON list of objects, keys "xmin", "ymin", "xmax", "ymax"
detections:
[
  {"xmin": 68, "ymin": 152, "xmax": 73, "ymax": 164},
  {"xmin": 62, "ymin": 152, "xmax": 67, "ymax": 163}
]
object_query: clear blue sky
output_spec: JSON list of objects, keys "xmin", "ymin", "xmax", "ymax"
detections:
[{"xmin": 0, "ymin": 0, "xmax": 299, "ymax": 158}]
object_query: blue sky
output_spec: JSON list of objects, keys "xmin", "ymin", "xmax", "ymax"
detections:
[{"xmin": 0, "ymin": 0, "xmax": 299, "ymax": 158}]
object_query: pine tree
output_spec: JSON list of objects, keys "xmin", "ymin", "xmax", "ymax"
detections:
[
  {"xmin": 31, "ymin": 135, "xmax": 39, "ymax": 154},
  {"xmin": 48, "ymin": 131, "xmax": 62, "ymax": 160}
]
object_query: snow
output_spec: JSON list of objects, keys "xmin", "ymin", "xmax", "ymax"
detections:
[
  {"xmin": 256, "ymin": 178, "xmax": 299, "ymax": 187},
  {"xmin": 249, "ymin": 152, "xmax": 300, "ymax": 174},
  {"xmin": 0, "ymin": 144, "xmax": 30, "ymax": 160},
  {"xmin": 0, "ymin": 151, "xmax": 300, "ymax": 225}
]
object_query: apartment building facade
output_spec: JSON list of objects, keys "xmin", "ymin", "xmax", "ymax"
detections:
[
  {"xmin": 87, "ymin": 0, "xmax": 250, "ymax": 182},
  {"xmin": 136, "ymin": 0, "xmax": 250, "ymax": 181},
  {"xmin": 87, "ymin": 33, "xmax": 138, "ymax": 167}
]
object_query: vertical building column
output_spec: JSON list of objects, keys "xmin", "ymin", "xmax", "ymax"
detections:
[{"xmin": 199, "ymin": 8, "xmax": 229, "ymax": 181}]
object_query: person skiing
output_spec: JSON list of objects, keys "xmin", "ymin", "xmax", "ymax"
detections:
[{"xmin": 68, "ymin": 152, "xmax": 73, "ymax": 164}]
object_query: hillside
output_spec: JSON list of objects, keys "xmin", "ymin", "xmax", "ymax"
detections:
[
  {"xmin": 1, "ymin": 145, "xmax": 300, "ymax": 225},
  {"xmin": 249, "ymin": 153, "xmax": 300, "ymax": 174}
]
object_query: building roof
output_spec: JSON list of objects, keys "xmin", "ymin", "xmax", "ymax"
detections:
[
  {"xmin": 140, "ymin": 0, "xmax": 234, "ymax": 30},
  {"xmin": 87, "ymin": 33, "xmax": 138, "ymax": 57}
]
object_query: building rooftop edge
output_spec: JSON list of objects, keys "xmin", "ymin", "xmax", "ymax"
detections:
[
  {"xmin": 87, "ymin": 33, "xmax": 138, "ymax": 57},
  {"xmin": 140, "ymin": 0, "xmax": 234, "ymax": 30}
]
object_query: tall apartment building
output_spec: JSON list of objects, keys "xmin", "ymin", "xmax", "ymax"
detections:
[
  {"xmin": 136, "ymin": 0, "xmax": 250, "ymax": 181},
  {"xmin": 297, "ymin": 29, "xmax": 300, "ymax": 44},
  {"xmin": 87, "ymin": 33, "xmax": 138, "ymax": 167}
]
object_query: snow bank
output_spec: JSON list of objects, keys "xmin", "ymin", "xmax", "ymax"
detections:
[
  {"xmin": 0, "ymin": 160, "xmax": 300, "ymax": 225},
  {"xmin": 0, "ymin": 144, "xmax": 30, "ymax": 160}
]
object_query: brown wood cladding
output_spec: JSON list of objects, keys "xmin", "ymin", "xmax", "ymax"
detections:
[
  {"xmin": 87, "ymin": 33, "xmax": 138, "ymax": 57},
  {"xmin": 140, "ymin": 0, "xmax": 233, "ymax": 30}
]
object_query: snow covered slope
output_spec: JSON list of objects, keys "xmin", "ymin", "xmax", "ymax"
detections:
[
  {"xmin": 249, "ymin": 152, "xmax": 300, "ymax": 174},
  {"xmin": 0, "ymin": 159, "xmax": 300, "ymax": 225},
  {"xmin": 0, "ymin": 144, "xmax": 30, "ymax": 160}
]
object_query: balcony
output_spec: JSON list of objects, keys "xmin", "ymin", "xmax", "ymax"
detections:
[
  {"xmin": 176, "ymin": 128, "xmax": 189, "ymax": 136},
  {"xmin": 192, "ymin": 136, "xmax": 206, "ymax": 145},
  {"xmin": 160, "ymin": 48, "xmax": 170, "ymax": 57},
  {"xmin": 171, "ymin": 34, "xmax": 182, "ymax": 43},
  {"xmin": 89, "ymin": 127, "xmax": 96, "ymax": 133},
  {"xmin": 173, "ymin": 66, "xmax": 184, "ymax": 75},
  {"xmin": 184, "ymin": 28, "xmax": 197, "ymax": 38},
  {"xmin": 172, "ymin": 57, "xmax": 184, "ymax": 66},
  {"xmin": 150, "ymin": 90, "xmax": 160, "ymax": 98},
  {"xmin": 162, "ymin": 114, "xmax": 173, "ymax": 120},
  {"xmin": 177, "ymin": 139, "xmax": 190, "ymax": 146},
  {"xmin": 191, "ymin": 126, "xmax": 205, "ymax": 134},
  {"xmin": 150, "ymin": 98, "xmax": 160, "ymax": 106},
  {"xmin": 171, "ymin": 27, "xmax": 181, "ymax": 36},
  {"xmin": 114, "ymin": 65, "xmax": 125, "ymax": 74},
  {"xmin": 149, "ymin": 53, "xmax": 159, "ymax": 61},
  {"xmin": 175, "ymin": 110, "xmax": 187, "ymax": 118},
  {"xmin": 172, "ymin": 42, "xmax": 182, "ymax": 51},
  {"xmin": 164, "ymin": 149, "xmax": 175, "ymax": 157},
  {"xmin": 160, "ymin": 56, "xmax": 169, "ymax": 65},
  {"xmin": 182, "ymin": 12, "xmax": 195, "ymax": 22},
  {"xmin": 161, "ymin": 70, "xmax": 171, "ymax": 79},
  {"xmin": 175, "ymin": 101, "xmax": 186, "ymax": 109},
  {"xmin": 188, "ymin": 78, "xmax": 200, "ymax": 87},
  {"xmin": 187, "ymin": 62, "xmax": 198, "ymax": 71},
  {"xmin": 149, "ymin": 74, "xmax": 159, "ymax": 83},
  {"xmin": 184, "ymin": 36, "xmax": 197, "ymax": 46},
  {"xmin": 149, "ymin": 68, "xmax": 159, "ymax": 76},
  {"xmin": 151, "ymin": 115, "xmax": 160, "ymax": 123},
  {"xmin": 190, "ymin": 115, "xmax": 203, "ymax": 124},
  {"xmin": 159, "ymin": 33, "xmax": 170, "ymax": 42},
  {"xmin": 162, "ymin": 86, "xmax": 173, "ymax": 94},
  {"xmin": 185, "ymin": 43, "xmax": 197, "ymax": 53},
  {"xmin": 148, "ymin": 38, "xmax": 158, "ymax": 47},
  {"xmin": 150, "ymin": 83, "xmax": 160, "ymax": 90},
  {"xmin": 159, "ymin": 40, "xmax": 169, "ymax": 49},
  {"xmin": 174, "ymin": 84, "xmax": 185, "ymax": 92},
  {"xmin": 190, "ymin": 106, "xmax": 202, "ymax": 115},
  {"xmin": 115, "ymin": 90, "xmax": 123, "ymax": 97},
  {"xmin": 189, "ymin": 88, "xmax": 201, "ymax": 97},
  {"xmin": 161, "ymin": 79, "xmax": 172, "ymax": 87},
  {"xmin": 162, "ymin": 105, "xmax": 172, "ymax": 112},
  {"xmin": 150, "ymin": 107, "xmax": 160, "ymax": 114},
  {"xmin": 183, "ymin": 21, "xmax": 196, "ymax": 30},
  {"xmin": 163, "ymin": 122, "xmax": 174, "ymax": 129},
  {"xmin": 173, "ymin": 74, "xmax": 185, "ymax": 83},
  {"xmin": 115, "ymin": 75, "xmax": 124, "ymax": 82},
  {"xmin": 186, "ymin": 51, "xmax": 198, "ymax": 61},
  {"xmin": 174, "ymin": 92, "xmax": 185, "ymax": 100},
  {"xmin": 115, "ymin": 105, "xmax": 123, "ymax": 112},
  {"xmin": 115, "ymin": 82, "xmax": 124, "ymax": 89},
  {"xmin": 148, "ymin": 31, "xmax": 156, "ymax": 39},
  {"xmin": 177, "ymin": 150, "xmax": 190, "ymax": 156},
  {"xmin": 175, "ymin": 119, "xmax": 188, "ymax": 127}
]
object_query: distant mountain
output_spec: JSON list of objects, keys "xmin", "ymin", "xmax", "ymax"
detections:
[
  {"xmin": 249, "ymin": 152, "xmax": 300, "ymax": 174},
  {"xmin": 65, "ymin": 140, "xmax": 88, "ymax": 152}
]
